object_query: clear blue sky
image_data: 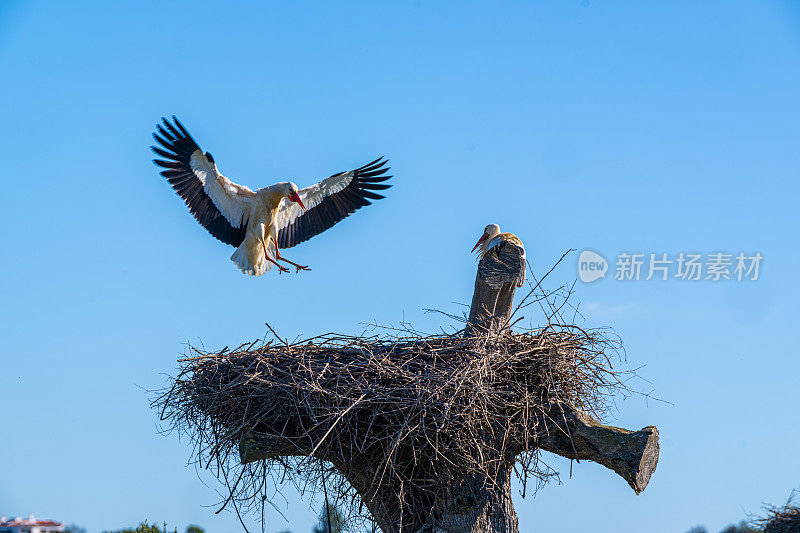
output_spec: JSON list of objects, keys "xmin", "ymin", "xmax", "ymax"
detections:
[{"xmin": 1, "ymin": 1, "xmax": 799, "ymax": 532}]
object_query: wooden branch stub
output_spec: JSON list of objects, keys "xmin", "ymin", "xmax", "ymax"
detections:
[
  {"xmin": 532, "ymin": 404, "xmax": 659, "ymax": 494},
  {"xmin": 466, "ymin": 241, "xmax": 526, "ymax": 337},
  {"xmin": 240, "ymin": 433, "xmax": 307, "ymax": 464}
]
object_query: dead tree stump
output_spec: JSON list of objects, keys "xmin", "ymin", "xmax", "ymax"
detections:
[{"xmin": 231, "ymin": 242, "xmax": 659, "ymax": 533}]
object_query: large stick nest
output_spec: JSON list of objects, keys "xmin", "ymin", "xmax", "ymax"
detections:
[{"xmin": 155, "ymin": 322, "xmax": 630, "ymax": 526}]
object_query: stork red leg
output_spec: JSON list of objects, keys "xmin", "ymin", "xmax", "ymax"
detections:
[
  {"xmin": 272, "ymin": 237, "xmax": 311, "ymax": 273},
  {"xmin": 261, "ymin": 239, "xmax": 289, "ymax": 274}
]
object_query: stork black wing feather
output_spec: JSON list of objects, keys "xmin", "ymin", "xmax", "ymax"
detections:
[
  {"xmin": 361, "ymin": 182, "xmax": 392, "ymax": 190},
  {"xmin": 277, "ymin": 158, "xmax": 392, "ymax": 249},
  {"xmin": 151, "ymin": 146, "xmax": 176, "ymax": 160},
  {"xmin": 359, "ymin": 190, "xmax": 385, "ymax": 201},
  {"xmin": 150, "ymin": 116, "xmax": 246, "ymax": 247}
]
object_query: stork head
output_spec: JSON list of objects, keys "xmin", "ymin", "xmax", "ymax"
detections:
[
  {"xmin": 284, "ymin": 182, "xmax": 306, "ymax": 211},
  {"xmin": 471, "ymin": 224, "xmax": 501, "ymax": 253}
]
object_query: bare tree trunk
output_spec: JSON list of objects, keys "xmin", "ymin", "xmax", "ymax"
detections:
[
  {"xmin": 465, "ymin": 241, "xmax": 525, "ymax": 337},
  {"xmin": 333, "ymin": 458, "xmax": 518, "ymax": 533}
]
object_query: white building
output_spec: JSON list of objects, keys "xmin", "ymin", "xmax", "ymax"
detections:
[{"xmin": 0, "ymin": 515, "xmax": 64, "ymax": 533}]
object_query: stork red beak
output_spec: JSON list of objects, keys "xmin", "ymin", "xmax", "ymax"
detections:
[
  {"xmin": 471, "ymin": 234, "xmax": 488, "ymax": 253},
  {"xmin": 290, "ymin": 192, "xmax": 306, "ymax": 211}
]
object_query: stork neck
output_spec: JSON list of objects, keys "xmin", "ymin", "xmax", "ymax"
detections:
[{"xmin": 481, "ymin": 229, "xmax": 502, "ymax": 254}]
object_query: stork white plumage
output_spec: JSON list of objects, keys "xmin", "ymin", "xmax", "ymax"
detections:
[
  {"xmin": 151, "ymin": 116, "xmax": 391, "ymax": 276},
  {"xmin": 471, "ymin": 224, "xmax": 527, "ymax": 286}
]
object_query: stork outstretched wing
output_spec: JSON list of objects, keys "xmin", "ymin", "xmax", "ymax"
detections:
[
  {"xmin": 151, "ymin": 116, "xmax": 255, "ymax": 247},
  {"xmin": 275, "ymin": 158, "xmax": 392, "ymax": 249}
]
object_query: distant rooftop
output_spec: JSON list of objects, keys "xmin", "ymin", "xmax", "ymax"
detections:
[{"xmin": 0, "ymin": 514, "xmax": 64, "ymax": 529}]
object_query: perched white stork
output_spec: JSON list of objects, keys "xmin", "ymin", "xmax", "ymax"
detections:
[
  {"xmin": 151, "ymin": 116, "xmax": 391, "ymax": 276},
  {"xmin": 471, "ymin": 224, "xmax": 527, "ymax": 286}
]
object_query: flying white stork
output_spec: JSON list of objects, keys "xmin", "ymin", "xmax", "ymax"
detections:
[
  {"xmin": 151, "ymin": 116, "xmax": 391, "ymax": 276},
  {"xmin": 471, "ymin": 224, "xmax": 527, "ymax": 286}
]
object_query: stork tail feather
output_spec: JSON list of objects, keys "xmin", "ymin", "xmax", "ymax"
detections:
[{"xmin": 231, "ymin": 241, "xmax": 273, "ymax": 276}]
